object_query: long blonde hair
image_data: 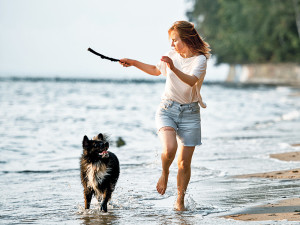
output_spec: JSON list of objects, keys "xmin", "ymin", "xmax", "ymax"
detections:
[{"xmin": 168, "ymin": 21, "xmax": 211, "ymax": 59}]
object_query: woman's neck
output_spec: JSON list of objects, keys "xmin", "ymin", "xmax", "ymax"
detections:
[{"xmin": 180, "ymin": 49, "xmax": 195, "ymax": 58}]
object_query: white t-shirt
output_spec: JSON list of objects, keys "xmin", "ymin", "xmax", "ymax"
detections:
[{"xmin": 156, "ymin": 50, "xmax": 207, "ymax": 107}]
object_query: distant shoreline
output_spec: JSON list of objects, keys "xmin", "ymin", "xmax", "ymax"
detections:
[
  {"xmin": 1, "ymin": 75, "xmax": 298, "ymax": 88},
  {"xmin": 226, "ymin": 63, "xmax": 300, "ymax": 87}
]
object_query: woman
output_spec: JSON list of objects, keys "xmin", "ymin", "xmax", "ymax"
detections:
[{"xmin": 119, "ymin": 21, "xmax": 211, "ymax": 211}]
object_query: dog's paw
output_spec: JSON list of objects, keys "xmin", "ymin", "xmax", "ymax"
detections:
[{"xmin": 100, "ymin": 203, "xmax": 107, "ymax": 212}]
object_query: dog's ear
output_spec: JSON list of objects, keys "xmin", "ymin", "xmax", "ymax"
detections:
[
  {"xmin": 105, "ymin": 142, "xmax": 109, "ymax": 149},
  {"xmin": 97, "ymin": 133, "xmax": 104, "ymax": 141},
  {"xmin": 82, "ymin": 135, "xmax": 89, "ymax": 149}
]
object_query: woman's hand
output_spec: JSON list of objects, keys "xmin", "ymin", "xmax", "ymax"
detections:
[
  {"xmin": 161, "ymin": 56, "xmax": 175, "ymax": 70},
  {"xmin": 161, "ymin": 56, "xmax": 198, "ymax": 86},
  {"xmin": 119, "ymin": 58, "xmax": 134, "ymax": 67}
]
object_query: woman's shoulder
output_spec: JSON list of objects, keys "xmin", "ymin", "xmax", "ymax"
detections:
[
  {"xmin": 195, "ymin": 54, "xmax": 207, "ymax": 61},
  {"xmin": 194, "ymin": 54, "xmax": 207, "ymax": 65}
]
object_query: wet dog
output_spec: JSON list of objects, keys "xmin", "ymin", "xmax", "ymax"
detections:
[{"xmin": 80, "ymin": 133, "xmax": 120, "ymax": 212}]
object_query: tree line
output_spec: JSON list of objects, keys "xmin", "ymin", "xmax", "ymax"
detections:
[{"xmin": 187, "ymin": 0, "xmax": 300, "ymax": 65}]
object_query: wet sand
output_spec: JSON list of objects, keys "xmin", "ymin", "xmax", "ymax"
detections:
[
  {"xmin": 234, "ymin": 168, "xmax": 300, "ymax": 180},
  {"xmin": 225, "ymin": 146, "xmax": 300, "ymax": 221},
  {"xmin": 224, "ymin": 198, "xmax": 300, "ymax": 221},
  {"xmin": 270, "ymin": 151, "xmax": 300, "ymax": 162}
]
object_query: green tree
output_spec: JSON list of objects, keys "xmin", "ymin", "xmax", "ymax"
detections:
[{"xmin": 187, "ymin": 0, "xmax": 300, "ymax": 64}]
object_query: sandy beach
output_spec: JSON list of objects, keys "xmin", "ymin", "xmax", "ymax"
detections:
[
  {"xmin": 224, "ymin": 198, "xmax": 300, "ymax": 221},
  {"xmin": 270, "ymin": 151, "xmax": 300, "ymax": 162},
  {"xmin": 225, "ymin": 145, "xmax": 300, "ymax": 222},
  {"xmin": 234, "ymin": 168, "xmax": 300, "ymax": 180}
]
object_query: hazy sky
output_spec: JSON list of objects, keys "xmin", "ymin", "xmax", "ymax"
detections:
[{"xmin": 0, "ymin": 0, "xmax": 227, "ymax": 79}]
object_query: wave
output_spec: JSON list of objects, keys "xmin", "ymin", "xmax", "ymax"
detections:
[
  {"xmin": 279, "ymin": 110, "xmax": 300, "ymax": 121},
  {"xmin": 244, "ymin": 110, "xmax": 300, "ymax": 130}
]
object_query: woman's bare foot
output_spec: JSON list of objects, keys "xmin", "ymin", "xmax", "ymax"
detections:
[
  {"xmin": 174, "ymin": 198, "xmax": 186, "ymax": 211},
  {"xmin": 156, "ymin": 172, "xmax": 169, "ymax": 195}
]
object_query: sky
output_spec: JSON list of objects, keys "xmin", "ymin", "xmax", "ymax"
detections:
[{"xmin": 0, "ymin": 0, "xmax": 228, "ymax": 80}]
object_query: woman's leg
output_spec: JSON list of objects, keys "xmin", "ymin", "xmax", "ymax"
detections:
[
  {"xmin": 176, "ymin": 144, "xmax": 195, "ymax": 211},
  {"xmin": 156, "ymin": 127, "xmax": 178, "ymax": 195}
]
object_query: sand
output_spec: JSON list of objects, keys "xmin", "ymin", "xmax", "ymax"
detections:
[
  {"xmin": 225, "ymin": 145, "xmax": 300, "ymax": 221},
  {"xmin": 270, "ymin": 151, "xmax": 300, "ymax": 162},
  {"xmin": 224, "ymin": 198, "xmax": 300, "ymax": 221},
  {"xmin": 234, "ymin": 168, "xmax": 300, "ymax": 180}
]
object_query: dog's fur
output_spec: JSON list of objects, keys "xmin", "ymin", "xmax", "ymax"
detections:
[{"xmin": 80, "ymin": 133, "xmax": 119, "ymax": 212}]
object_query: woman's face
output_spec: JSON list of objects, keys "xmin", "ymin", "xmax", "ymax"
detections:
[{"xmin": 169, "ymin": 30, "xmax": 188, "ymax": 56}]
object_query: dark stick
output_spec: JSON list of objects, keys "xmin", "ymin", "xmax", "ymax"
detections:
[{"xmin": 87, "ymin": 48, "xmax": 120, "ymax": 62}]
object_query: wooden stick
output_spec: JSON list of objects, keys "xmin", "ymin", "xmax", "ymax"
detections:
[{"xmin": 87, "ymin": 48, "xmax": 120, "ymax": 62}]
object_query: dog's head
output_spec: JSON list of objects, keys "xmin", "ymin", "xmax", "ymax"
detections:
[{"xmin": 82, "ymin": 133, "xmax": 110, "ymax": 159}]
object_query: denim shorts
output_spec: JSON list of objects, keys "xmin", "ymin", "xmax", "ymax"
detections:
[{"xmin": 155, "ymin": 99, "xmax": 202, "ymax": 147}]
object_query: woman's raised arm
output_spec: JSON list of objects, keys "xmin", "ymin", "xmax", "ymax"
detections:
[{"xmin": 119, "ymin": 58, "xmax": 161, "ymax": 76}]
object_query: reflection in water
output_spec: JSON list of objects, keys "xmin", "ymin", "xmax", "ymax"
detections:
[{"xmin": 79, "ymin": 211, "xmax": 120, "ymax": 225}]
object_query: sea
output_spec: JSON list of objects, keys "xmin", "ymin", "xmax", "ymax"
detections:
[{"xmin": 0, "ymin": 75, "xmax": 300, "ymax": 225}]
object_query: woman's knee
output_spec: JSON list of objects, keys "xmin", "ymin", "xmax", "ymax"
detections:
[
  {"xmin": 177, "ymin": 146, "xmax": 194, "ymax": 171},
  {"xmin": 162, "ymin": 146, "xmax": 177, "ymax": 160},
  {"xmin": 177, "ymin": 159, "xmax": 191, "ymax": 171}
]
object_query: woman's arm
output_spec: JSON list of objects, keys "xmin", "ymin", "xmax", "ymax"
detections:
[
  {"xmin": 119, "ymin": 58, "xmax": 161, "ymax": 76},
  {"xmin": 161, "ymin": 56, "xmax": 198, "ymax": 87}
]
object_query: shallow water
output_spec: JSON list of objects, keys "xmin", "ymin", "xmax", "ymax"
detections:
[{"xmin": 1, "ymin": 76, "xmax": 300, "ymax": 224}]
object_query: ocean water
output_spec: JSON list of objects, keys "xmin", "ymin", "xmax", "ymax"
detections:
[{"xmin": 0, "ymin": 76, "xmax": 300, "ymax": 225}]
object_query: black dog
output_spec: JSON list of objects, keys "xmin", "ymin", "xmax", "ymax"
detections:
[{"xmin": 80, "ymin": 133, "xmax": 119, "ymax": 212}]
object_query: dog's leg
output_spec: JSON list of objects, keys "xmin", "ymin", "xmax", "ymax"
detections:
[
  {"xmin": 100, "ymin": 189, "xmax": 112, "ymax": 212},
  {"xmin": 96, "ymin": 194, "xmax": 102, "ymax": 203},
  {"xmin": 84, "ymin": 189, "xmax": 93, "ymax": 209}
]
